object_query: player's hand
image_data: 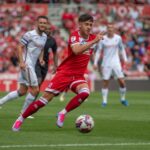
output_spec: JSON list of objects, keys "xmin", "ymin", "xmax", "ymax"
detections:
[
  {"xmin": 93, "ymin": 64, "xmax": 98, "ymax": 70},
  {"xmin": 51, "ymin": 65, "xmax": 57, "ymax": 74},
  {"xmin": 19, "ymin": 62, "xmax": 26, "ymax": 70},
  {"xmin": 39, "ymin": 59, "xmax": 45, "ymax": 66},
  {"xmin": 93, "ymin": 32, "xmax": 104, "ymax": 43}
]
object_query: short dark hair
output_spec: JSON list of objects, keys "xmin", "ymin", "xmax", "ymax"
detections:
[
  {"xmin": 37, "ymin": 16, "xmax": 48, "ymax": 21},
  {"xmin": 78, "ymin": 14, "xmax": 93, "ymax": 22}
]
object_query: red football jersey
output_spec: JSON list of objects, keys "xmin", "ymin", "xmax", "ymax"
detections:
[{"xmin": 57, "ymin": 30, "xmax": 96, "ymax": 75}]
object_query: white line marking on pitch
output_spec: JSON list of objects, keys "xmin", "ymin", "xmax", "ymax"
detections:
[{"xmin": 0, "ymin": 142, "xmax": 150, "ymax": 148}]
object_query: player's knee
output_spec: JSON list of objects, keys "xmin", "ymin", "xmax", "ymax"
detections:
[
  {"xmin": 18, "ymin": 90, "xmax": 27, "ymax": 96},
  {"xmin": 78, "ymin": 88, "xmax": 90, "ymax": 101},
  {"xmin": 31, "ymin": 87, "xmax": 39, "ymax": 96}
]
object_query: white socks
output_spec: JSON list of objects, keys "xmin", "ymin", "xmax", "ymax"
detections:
[
  {"xmin": 101, "ymin": 88, "xmax": 108, "ymax": 103},
  {"xmin": 0, "ymin": 91, "xmax": 19, "ymax": 105},
  {"xmin": 119, "ymin": 87, "xmax": 126, "ymax": 101},
  {"xmin": 59, "ymin": 109, "xmax": 67, "ymax": 114},
  {"xmin": 21, "ymin": 93, "xmax": 35, "ymax": 113}
]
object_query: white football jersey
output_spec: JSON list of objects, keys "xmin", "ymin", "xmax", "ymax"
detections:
[
  {"xmin": 94, "ymin": 34, "xmax": 127, "ymax": 67},
  {"xmin": 20, "ymin": 29, "xmax": 47, "ymax": 67}
]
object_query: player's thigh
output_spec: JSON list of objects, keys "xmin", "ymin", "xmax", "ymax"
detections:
[
  {"xmin": 102, "ymin": 67, "xmax": 112, "ymax": 80},
  {"xmin": 18, "ymin": 84, "xmax": 28, "ymax": 95},
  {"xmin": 18, "ymin": 67, "xmax": 38, "ymax": 86},
  {"xmin": 45, "ymin": 73, "xmax": 71, "ymax": 95},
  {"xmin": 26, "ymin": 66, "xmax": 39, "ymax": 86},
  {"xmin": 113, "ymin": 67, "xmax": 124, "ymax": 79}
]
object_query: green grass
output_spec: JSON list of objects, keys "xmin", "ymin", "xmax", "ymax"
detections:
[{"xmin": 0, "ymin": 91, "xmax": 150, "ymax": 150}]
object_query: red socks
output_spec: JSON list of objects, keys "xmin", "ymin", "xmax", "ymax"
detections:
[
  {"xmin": 65, "ymin": 92, "xmax": 89, "ymax": 112},
  {"xmin": 22, "ymin": 98, "xmax": 47, "ymax": 118}
]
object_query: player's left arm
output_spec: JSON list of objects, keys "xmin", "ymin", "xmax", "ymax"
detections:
[
  {"xmin": 93, "ymin": 41, "xmax": 103, "ymax": 70},
  {"xmin": 118, "ymin": 37, "xmax": 127, "ymax": 63},
  {"xmin": 39, "ymin": 48, "xmax": 45, "ymax": 66}
]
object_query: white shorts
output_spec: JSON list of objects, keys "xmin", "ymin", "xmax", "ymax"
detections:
[
  {"xmin": 18, "ymin": 66, "xmax": 38, "ymax": 86},
  {"xmin": 102, "ymin": 66, "xmax": 124, "ymax": 80}
]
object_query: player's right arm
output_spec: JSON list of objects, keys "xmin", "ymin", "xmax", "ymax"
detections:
[
  {"xmin": 18, "ymin": 32, "xmax": 31, "ymax": 70},
  {"xmin": 93, "ymin": 41, "xmax": 103, "ymax": 70},
  {"xmin": 17, "ymin": 44, "xmax": 26, "ymax": 70},
  {"xmin": 71, "ymin": 32, "xmax": 104, "ymax": 55}
]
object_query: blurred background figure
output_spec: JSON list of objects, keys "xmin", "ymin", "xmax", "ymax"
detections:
[{"xmin": 0, "ymin": 0, "xmax": 149, "ymax": 93}]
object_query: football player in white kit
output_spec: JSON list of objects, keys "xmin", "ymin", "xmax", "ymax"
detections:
[
  {"xmin": 93, "ymin": 23, "xmax": 128, "ymax": 107},
  {"xmin": 0, "ymin": 16, "xmax": 48, "ymax": 112}
]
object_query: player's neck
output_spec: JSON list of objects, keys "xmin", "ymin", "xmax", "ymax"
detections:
[
  {"xmin": 36, "ymin": 29, "xmax": 43, "ymax": 36},
  {"xmin": 107, "ymin": 33, "xmax": 114, "ymax": 38},
  {"xmin": 79, "ymin": 30, "xmax": 88, "ymax": 39}
]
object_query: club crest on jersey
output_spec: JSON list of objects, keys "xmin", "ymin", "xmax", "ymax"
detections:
[
  {"xmin": 79, "ymin": 38, "xmax": 86, "ymax": 45},
  {"xmin": 71, "ymin": 36, "xmax": 76, "ymax": 43}
]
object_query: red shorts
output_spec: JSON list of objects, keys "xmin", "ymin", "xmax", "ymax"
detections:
[{"xmin": 45, "ymin": 72, "xmax": 87, "ymax": 95}]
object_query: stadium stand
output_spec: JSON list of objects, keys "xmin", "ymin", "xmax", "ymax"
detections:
[{"xmin": 0, "ymin": 1, "xmax": 150, "ymax": 91}]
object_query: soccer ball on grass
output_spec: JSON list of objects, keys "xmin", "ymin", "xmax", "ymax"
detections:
[{"xmin": 75, "ymin": 114, "xmax": 94, "ymax": 133}]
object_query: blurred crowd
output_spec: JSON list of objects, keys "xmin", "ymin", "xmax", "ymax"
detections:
[
  {"xmin": 60, "ymin": 4, "xmax": 150, "ymax": 78},
  {"xmin": 0, "ymin": 2, "xmax": 150, "ymax": 79},
  {"xmin": 1, "ymin": 0, "xmax": 150, "ymax": 4}
]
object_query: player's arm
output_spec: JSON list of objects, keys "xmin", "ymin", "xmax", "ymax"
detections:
[
  {"xmin": 71, "ymin": 33, "xmax": 103, "ymax": 55},
  {"xmin": 93, "ymin": 41, "xmax": 103, "ymax": 70},
  {"xmin": 118, "ymin": 37, "xmax": 127, "ymax": 63},
  {"xmin": 18, "ymin": 32, "xmax": 31, "ymax": 70},
  {"xmin": 17, "ymin": 44, "xmax": 26, "ymax": 70},
  {"xmin": 39, "ymin": 48, "xmax": 45, "ymax": 66}
]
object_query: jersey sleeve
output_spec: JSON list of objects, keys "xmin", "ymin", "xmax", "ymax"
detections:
[
  {"xmin": 20, "ymin": 32, "xmax": 31, "ymax": 46},
  {"xmin": 68, "ymin": 33, "xmax": 79, "ymax": 47}
]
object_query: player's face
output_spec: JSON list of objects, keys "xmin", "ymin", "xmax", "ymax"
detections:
[
  {"xmin": 107, "ymin": 24, "xmax": 114, "ymax": 35},
  {"xmin": 79, "ymin": 20, "xmax": 93, "ymax": 37},
  {"xmin": 45, "ymin": 26, "xmax": 51, "ymax": 36},
  {"xmin": 37, "ymin": 18, "xmax": 48, "ymax": 32}
]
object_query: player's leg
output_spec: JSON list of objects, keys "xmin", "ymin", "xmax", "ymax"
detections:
[
  {"xmin": 20, "ymin": 86, "xmax": 39, "ymax": 114},
  {"xmin": 12, "ymin": 91, "xmax": 55, "ymax": 131},
  {"xmin": 101, "ymin": 80, "xmax": 109, "ymax": 107},
  {"xmin": 101, "ymin": 67, "xmax": 112, "ymax": 107},
  {"xmin": 118, "ymin": 78, "xmax": 128, "ymax": 106},
  {"xmin": 57, "ymin": 82, "xmax": 89, "ymax": 127},
  {"xmin": 12, "ymin": 72, "xmax": 66, "ymax": 131},
  {"xmin": 113, "ymin": 67, "xmax": 128, "ymax": 106},
  {"xmin": 0, "ymin": 84, "xmax": 27, "ymax": 106},
  {"xmin": 20, "ymin": 66, "xmax": 41, "ymax": 114}
]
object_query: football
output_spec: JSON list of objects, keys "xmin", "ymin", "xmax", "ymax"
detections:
[{"xmin": 75, "ymin": 114, "xmax": 94, "ymax": 133}]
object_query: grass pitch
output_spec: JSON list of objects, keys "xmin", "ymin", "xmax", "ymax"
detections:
[{"xmin": 0, "ymin": 91, "xmax": 150, "ymax": 150}]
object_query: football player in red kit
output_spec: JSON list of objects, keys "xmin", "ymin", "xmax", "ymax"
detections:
[{"xmin": 12, "ymin": 14, "xmax": 103, "ymax": 131}]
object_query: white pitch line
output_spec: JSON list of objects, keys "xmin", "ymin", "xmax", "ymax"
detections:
[{"xmin": 0, "ymin": 142, "xmax": 150, "ymax": 148}]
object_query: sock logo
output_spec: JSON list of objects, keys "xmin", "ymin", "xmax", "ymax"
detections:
[
  {"xmin": 34, "ymin": 104, "xmax": 38, "ymax": 109},
  {"xmin": 78, "ymin": 98, "xmax": 83, "ymax": 103}
]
